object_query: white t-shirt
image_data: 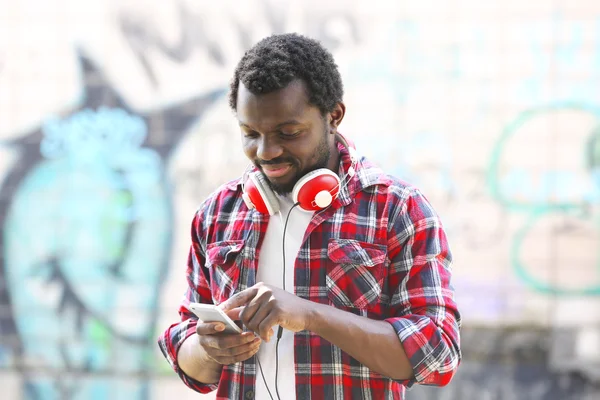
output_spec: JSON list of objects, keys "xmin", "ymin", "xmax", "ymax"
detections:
[{"xmin": 254, "ymin": 194, "xmax": 313, "ymax": 400}]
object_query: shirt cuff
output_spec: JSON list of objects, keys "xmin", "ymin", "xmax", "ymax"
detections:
[
  {"xmin": 158, "ymin": 318, "xmax": 221, "ymax": 394},
  {"xmin": 385, "ymin": 315, "xmax": 458, "ymax": 387}
]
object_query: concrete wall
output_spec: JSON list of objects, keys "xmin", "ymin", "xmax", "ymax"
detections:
[{"xmin": 0, "ymin": 0, "xmax": 599, "ymax": 399}]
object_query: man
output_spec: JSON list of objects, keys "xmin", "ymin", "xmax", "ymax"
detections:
[{"xmin": 158, "ymin": 33, "xmax": 461, "ymax": 400}]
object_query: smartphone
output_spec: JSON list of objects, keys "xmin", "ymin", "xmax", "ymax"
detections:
[{"xmin": 188, "ymin": 303, "xmax": 242, "ymax": 334}]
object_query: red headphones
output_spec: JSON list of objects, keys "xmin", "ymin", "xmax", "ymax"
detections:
[{"xmin": 241, "ymin": 135, "xmax": 358, "ymax": 215}]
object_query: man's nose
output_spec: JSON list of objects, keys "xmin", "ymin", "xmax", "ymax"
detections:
[{"xmin": 256, "ymin": 136, "xmax": 284, "ymax": 161}]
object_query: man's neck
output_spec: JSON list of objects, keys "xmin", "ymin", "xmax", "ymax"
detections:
[{"xmin": 326, "ymin": 147, "xmax": 341, "ymax": 174}]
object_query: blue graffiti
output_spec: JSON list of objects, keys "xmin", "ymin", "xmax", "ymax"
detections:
[
  {"xmin": 488, "ymin": 102, "xmax": 600, "ymax": 295},
  {"xmin": 499, "ymin": 169, "xmax": 600, "ymax": 204},
  {"xmin": 4, "ymin": 107, "xmax": 171, "ymax": 399}
]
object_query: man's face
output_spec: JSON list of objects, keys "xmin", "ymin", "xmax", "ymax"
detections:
[{"xmin": 237, "ymin": 80, "xmax": 335, "ymax": 195}]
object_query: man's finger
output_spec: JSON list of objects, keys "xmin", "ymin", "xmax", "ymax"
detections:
[
  {"xmin": 219, "ymin": 287, "xmax": 259, "ymax": 312},
  {"xmin": 214, "ymin": 344, "xmax": 261, "ymax": 366},
  {"xmin": 199, "ymin": 331, "xmax": 255, "ymax": 350},
  {"xmin": 241, "ymin": 299, "xmax": 271, "ymax": 336},
  {"xmin": 225, "ymin": 306, "xmax": 245, "ymax": 320},
  {"xmin": 208, "ymin": 336, "xmax": 262, "ymax": 358},
  {"xmin": 196, "ymin": 322, "xmax": 226, "ymax": 336},
  {"xmin": 257, "ymin": 311, "xmax": 280, "ymax": 342}
]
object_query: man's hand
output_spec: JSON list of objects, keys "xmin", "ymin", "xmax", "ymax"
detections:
[
  {"xmin": 196, "ymin": 321, "xmax": 262, "ymax": 365},
  {"xmin": 219, "ymin": 282, "xmax": 314, "ymax": 342}
]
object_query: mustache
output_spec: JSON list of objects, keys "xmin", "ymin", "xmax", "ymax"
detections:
[{"xmin": 257, "ymin": 158, "xmax": 295, "ymax": 166}]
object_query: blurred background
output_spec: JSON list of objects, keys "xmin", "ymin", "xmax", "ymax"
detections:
[{"xmin": 0, "ymin": 0, "xmax": 599, "ymax": 399}]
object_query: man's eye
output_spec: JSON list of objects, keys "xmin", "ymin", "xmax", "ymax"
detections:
[
  {"xmin": 244, "ymin": 130, "xmax": 259, "ymax": 138},
  {"xmin": 280, "ymin": 130, "xmax": 301, "ymax": 138}
]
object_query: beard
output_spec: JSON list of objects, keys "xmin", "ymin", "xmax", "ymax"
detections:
[{"xmin": 260, "ymin": 126, "xmax": 331, "ymax": 196}]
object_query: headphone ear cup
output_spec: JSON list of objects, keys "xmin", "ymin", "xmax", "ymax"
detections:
[
  {"xmin": 292, "ymin": 169, "xmax": 340, "ymax": 211},
  {"xmin": 243, "ymin": 172, "xmax": 280, "ymax": 215}
]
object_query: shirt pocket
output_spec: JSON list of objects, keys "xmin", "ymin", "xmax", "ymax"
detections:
[
  {"xmin": 206, "ymin": 240, "xmax": 245, "ymax": 305},
  {"xmin": 326, "ymin": 238, "xmax": 388, "ymax": 309}
]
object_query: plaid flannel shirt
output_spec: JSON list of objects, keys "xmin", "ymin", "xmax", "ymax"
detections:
[{"xmin": 158, "ymin": 142, "xmax": 461, "ymax": 399}]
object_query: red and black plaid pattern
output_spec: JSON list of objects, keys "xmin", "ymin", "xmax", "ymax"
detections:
[{"xmin": 158, "ymin": 143, "xmax": 462, "ymax": 399}]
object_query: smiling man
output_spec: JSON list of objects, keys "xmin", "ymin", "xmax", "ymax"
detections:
[{"xmin": 159, "ymin": 33, "xmax": 461, "ymax": 400}]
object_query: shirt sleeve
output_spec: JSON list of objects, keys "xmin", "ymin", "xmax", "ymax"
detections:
[
  {"xmin": 157, "ymin": 211, "xmax": 220, "ymax": 394},
  {"xmin": 384, "ymin": 188, "xmax": 462, "ymax": 387}
]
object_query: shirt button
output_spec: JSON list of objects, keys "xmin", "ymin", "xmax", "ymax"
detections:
[{"xmin": 245, "ymin": 390, "xmax": 254, "ymax": 399}]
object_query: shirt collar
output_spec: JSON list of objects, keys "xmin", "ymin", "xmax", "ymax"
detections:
[{"xmin": 333, "ymin": 139, "xmax": 389, "ymax": 207}]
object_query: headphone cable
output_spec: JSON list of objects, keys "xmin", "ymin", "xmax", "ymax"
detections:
[
  {"xmin": 257, "ymin": 356, "xmax": 274, "ymax": 400},
  {"xmin": 276, "ymin": 202, "xmax": 299, "ymax": 400},
  {"xmin": 257, "ymin": 201, "xmax": 299, "ymax": 400}
]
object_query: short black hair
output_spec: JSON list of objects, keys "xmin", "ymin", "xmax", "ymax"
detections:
[{"xmin": 229, "ymin": 33, "xmax": 344, "ymax": 114}]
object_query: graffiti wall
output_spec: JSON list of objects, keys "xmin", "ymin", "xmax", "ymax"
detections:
[{"xmin": 0, "ymin": 0, "xmax": 598, "ymax": 399}]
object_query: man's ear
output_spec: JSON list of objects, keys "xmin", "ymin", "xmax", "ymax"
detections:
[{"xmin": 328, "ymin": 102, "xmax": 346, "ymax": 131}]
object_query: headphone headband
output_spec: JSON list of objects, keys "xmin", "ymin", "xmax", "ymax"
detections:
[{"xmin": 335, "ymin": 133, "xmax": 358, "ymax": 164}]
